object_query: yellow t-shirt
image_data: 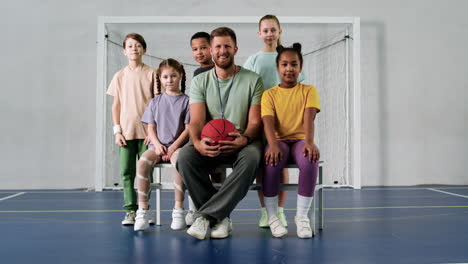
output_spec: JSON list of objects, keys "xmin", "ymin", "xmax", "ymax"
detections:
[
  {"xmin": 261, "ymin": 83, "xmax": 320, "ymax": 140},
  {"xmin": 106, "ymin": 64, "xmax": 158, "ymax": 140}
]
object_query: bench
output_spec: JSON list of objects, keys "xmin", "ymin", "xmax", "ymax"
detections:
[{"xmin": 151, "ymin": 162, "xmax": 324, "ymax": 235}]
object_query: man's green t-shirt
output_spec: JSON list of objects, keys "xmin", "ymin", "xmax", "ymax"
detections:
[{"xmin": 190, "ymin": 67, "xmax": 264, "ymax": 134}]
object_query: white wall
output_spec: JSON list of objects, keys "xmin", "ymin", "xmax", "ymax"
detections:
[{"xmin": 1, "ymin": 0, "xmax": 467, "ymax": 189}]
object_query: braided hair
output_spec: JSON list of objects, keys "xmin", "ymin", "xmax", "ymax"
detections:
[
  {"xmin": 156, "ymin": 58, "xmax": 186, "ymax": 95},
  {"xmin": 275, "ymin": 42, "xmax": 303, "ymax": 68}
]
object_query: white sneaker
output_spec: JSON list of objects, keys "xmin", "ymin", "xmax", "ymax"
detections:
[
  {"xmin": 187, "ymin": 216, "xmax": 209, "ymax": 240},
  {"xmin": 185, "ymin": 210, "xmax": 195, "ymax": 226},
  {"xmin": 295, "ymin": 215, "xmax": 313, "ymax": 238},
  {"xmin": 210, "ymin": 218, "xmax": 232, "ymax": 239},
  {"xmin": 134, "ymin": 209, "xmax": 150, "ymax": 231},
  {"xmin": 121, "ymin": 211, "xmax": 136, "ymax": 225},
  {"xmin": 171, "ymin": 208, "xmax": 186, "ymax": 230},
  {"xmin": 269, "ymin": 215, "xmax": 288, "ymax": 238}
]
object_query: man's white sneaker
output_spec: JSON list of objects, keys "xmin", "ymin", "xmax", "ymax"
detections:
[
  {"xmin": 295, "ymin": 215, "xmax": 313, "ymax": 238},
  {"xmin": 210, "ymin": 218, "xmax": 232, "ymax": 239},
  {"xmin": 269, "ymin": 215, "xmax": 288, "ymax": 238},
  {"xmin": 171, "ymin": 208, "xmax": 186, "ymax": 230},
  {"xmin": 187, "ymin": 216, "xmax": 209, "ymax": 240},
  {"xmin": 134, "ymin": 209, "xmax": 150, "ymax": 231},
  {"xmin": 121, "ymin": 211, "xmax": 136, "ymax": 225},
  {"xmin": 185, "ymin": 210, "xmax": 195, "ymax": 226}
]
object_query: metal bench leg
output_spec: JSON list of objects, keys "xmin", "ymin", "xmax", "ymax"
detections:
[
  {"xmin": 318, "ymin": 165, "xmax": 324, "ymax": 230},
  {"xmin": 311, "ymin": 190, "xmax": 317, "ymax": 236},
  {"xmin": 156, "ymin": 166, "xmax": 161, "ymax": 226}
]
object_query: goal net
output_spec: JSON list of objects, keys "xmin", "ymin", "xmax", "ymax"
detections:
[{"xmin": 97, "ymin": 17, "xmax": 360, "ymax": 190}]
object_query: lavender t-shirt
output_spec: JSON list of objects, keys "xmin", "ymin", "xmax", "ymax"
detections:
[{"xmin": 141, "ymin": 93, "xmax": 190, "ymax": 146}]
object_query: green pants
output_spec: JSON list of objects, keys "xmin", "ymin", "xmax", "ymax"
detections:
[{"xmin": 120, "ymin": 139, "xmax": 152, "ymax": 212}]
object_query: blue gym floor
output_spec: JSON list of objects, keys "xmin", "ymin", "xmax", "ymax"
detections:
[{"xmin": 1, "ymin": 187, "xmax": 468, "ymax": 264}]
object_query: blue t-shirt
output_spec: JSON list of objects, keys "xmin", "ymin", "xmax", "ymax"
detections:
[
  {"xmin": 243, "ymin": 51, "xmax": 305, "ymax": 90},
  {"xmin": 141, "ymin": 93, "xmax": 190, "ymax": 146}
]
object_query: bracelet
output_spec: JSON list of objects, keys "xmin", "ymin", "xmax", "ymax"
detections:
[
  {"xmin": 243, "ymin": 135, "xmax": 253, "ymax": 145},
  {"xmin": 113, "ymin": 125, "xmax": 122, "ymax": 135}
]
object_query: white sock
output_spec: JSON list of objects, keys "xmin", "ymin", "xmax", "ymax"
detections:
[
  {"xmin": 278, "ymin": 207, "xmax": 284, "ymax": 214},
  {"xmin": 264, "ymin": 196, "xmax": 278, "ymax": 220},
  {"xmin": 188, "ymin": 196, "xmax": 196, "ymax": 211},
  {"xmin": 296, "ymin": 194, "xmax": 313, "ymax": 217}
]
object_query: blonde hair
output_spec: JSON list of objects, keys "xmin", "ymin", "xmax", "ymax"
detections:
[{"xmin": 259, "ymin": 14, "xmax": 282, "ymax": 46}]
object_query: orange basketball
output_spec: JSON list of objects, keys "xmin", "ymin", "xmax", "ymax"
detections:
[{"xmin": 201, "ymin": 119, "xmax": 238, "ymax": 146}]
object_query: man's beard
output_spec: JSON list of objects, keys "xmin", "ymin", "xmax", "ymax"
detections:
[{"xmin": 214, "ymin": 55, "xmax": 234, "ymax": 69}]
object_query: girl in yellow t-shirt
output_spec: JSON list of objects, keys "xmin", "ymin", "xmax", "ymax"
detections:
[{"xmin": 261, "ymin": 43, "xmax": 321, "ymax": 239}]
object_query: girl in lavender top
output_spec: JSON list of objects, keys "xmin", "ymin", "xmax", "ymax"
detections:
[{"xmin": 134, "ymin": 59, "xmax": 191, "ymax": 231}]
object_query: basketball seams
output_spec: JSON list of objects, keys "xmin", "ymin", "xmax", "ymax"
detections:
[
  {"xmin": 201, "ymin": 119, "xmax": 238, "ymax": 145},
  {"xmin": 208, "ymin": 120, "xmax": 224, "ymax": 137}
]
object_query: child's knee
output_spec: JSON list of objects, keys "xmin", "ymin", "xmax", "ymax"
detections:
[{"xmin": 137, "ymin": 158, "xmax": 153, "ymax": 170}]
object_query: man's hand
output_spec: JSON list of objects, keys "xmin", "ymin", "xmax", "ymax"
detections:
[
  {"xmin": 194, "ymin": 138, "xmax": 221, "ymax": 157},
  {"xmin": 115, "ymin": 133, "xmax": 127, "ymax": 147},
  {"xmin": 218, "ymin": 132, "xmax": 248, "ymax": 155}
]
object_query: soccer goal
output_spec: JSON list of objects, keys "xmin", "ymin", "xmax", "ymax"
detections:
[{"xmin": 95, "ymin": 16, "xmax": 361, "ymax": 191}]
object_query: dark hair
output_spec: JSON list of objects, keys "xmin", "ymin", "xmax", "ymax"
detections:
[
  {"xmin": 123, "ymin": 33, "xmax": 147, "ymax": 50},
  {"xmin": 276, "ymin": 43, "xmax": 303, "ymax": 68},
  {"xmin": 190, "ymin": 32, "xmax": 211, "ymax": 44},
  {"xmin": 259, "ymin": 14, "xmax": 282, "ymax": 46},
  {"xmin": 156, "ymin": 58, "xmax": 186, "ymax": 94},
  {"xmin": 210, "ymin": 27, "xmax": 237, "ymax": 46}
]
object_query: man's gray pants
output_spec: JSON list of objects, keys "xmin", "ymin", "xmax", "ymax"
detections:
[{"xmin": 176, "ymin": 141, "xmax": 263, "ymax": 226}]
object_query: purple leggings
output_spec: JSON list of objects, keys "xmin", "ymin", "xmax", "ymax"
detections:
[{"xmin": 263, "ymin": 140, "xmax": 318, "ymax": 197}]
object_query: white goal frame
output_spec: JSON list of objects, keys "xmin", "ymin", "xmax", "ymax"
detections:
[{"xmin": 95, "ymin": 16, "xmax": 361, "ymax": 191}]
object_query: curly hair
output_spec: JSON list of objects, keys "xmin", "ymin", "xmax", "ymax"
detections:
[{"xmin": 276, "ymin": 42, "xmax": 303, "ymax": 68}]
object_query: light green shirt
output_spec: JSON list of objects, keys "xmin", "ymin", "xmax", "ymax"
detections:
[
  {"xmin": 190, "ymin": 67, "xmax": 264, "ymax": 134},
  {"xmin": 243, "ymin": 51, "xmax": 305, "ymax": 90}
]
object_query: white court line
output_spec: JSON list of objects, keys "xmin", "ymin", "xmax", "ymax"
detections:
[
  {"xmin": 364, "ymin": 187, "xmax": 468, "ymax": 191},
  {"xmin": 0, "ymin": 192, "xmax": 26, "ymax": 201},
  {"xmin": 428, "ymin": 188, "xmax": 468, "ymax": 199}
]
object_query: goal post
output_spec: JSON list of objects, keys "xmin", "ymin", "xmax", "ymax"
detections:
[{"xmin": 95, "ymin": 16, "xmax": 361, "ymax": 191}]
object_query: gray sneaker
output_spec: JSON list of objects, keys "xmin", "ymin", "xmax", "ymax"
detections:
[{"xmin": 121, "ymin": 211, "xmax": 136, "ymax": 225}]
